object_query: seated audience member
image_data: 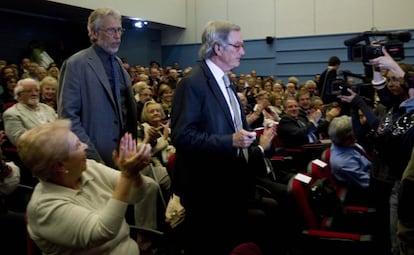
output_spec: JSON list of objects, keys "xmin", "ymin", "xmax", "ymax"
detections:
[
  {"xmin": 250, "ymin": 124, "xmax": 293, "ymax": 202},
  {"xmin": 3, "ymin": 78, "xmax": 57, "ymax": 146},
  {"xmin": 304, "ymin": 79, "xmax": 318, "ymax": 97},
  {"xmin": 137, "ymin": 101, "xmax": 172, "ymax": 203},
  {"xmin": 18, "ymin": 119, "xmax": 158, "ymax": 254},
  {"xmin": 22, "ymin": 62, "xmax": 39, "ymax": 80},
  {"xmin": 132, "ymin": 82, "xmax": 153, "ymax": 123},
  {"xmin": 273, "ymin": 82, "xmax": 284, "ymax": 98},
  {"xmin": 284, "ymin": 82, "xmax": 297, "ymax": 98},
  {"xmin": 250, "ymin": 90, "xmax": 280, "ymax": 129},
  {"xmin": 0, "ymin": 130, "xmax": 20, "ymax": 198},
  {"xmin": 138, "ymin": 100, "xmax": 175, "ymax": 169},
  {"xmin": 127, "ymin": 66, "xmax": 140, "ymax": 84},
  {"xmin": 157, "ymin": 83, "xmax": 174, "ymax": 121},
  {"xmin": 277, "ymin": 96, "xmax": 321, "ymax": 148},
  {"xmin": 0, "ymin": 76, "xmax": 18, "ymax": 113},
  {"xmin": 0, "ymin": 129, "xmax": 25, "ymax": 254},
  {"xmin": 328, "ymin": 115, "xmax": 374, "ymax": 205},
  {"xmin": 248, "ymin": 124, "xmax": 298, "ymax": 255},
  {"xmin": 268, "ymin": 92, "xmax": 283, "ymax": 116},
  {"xmin": 297, "ymin": 89, "xmax": 313, "ymax": 116},
  {"xmin": 315, "ymin": 101, "xmax": 341, "ymax": 139},
  {"xmin": 47, "ymin": 66, "xmax": 60, "ymax": 81},
  {"xmin": 310, "ymin": 96, "xmax": 324, "ymax": 113},
  {"xmin": 328, "ymin": 115, "xmax": 371, "ymax": 189},
  {"xmin": 236, "ymin": 78, "xmax": 247, "ymax": 93},
  {"xmin": 39, "ymin": 76, "xmax": 57, "ymax": 111},
  {"xmin": 237, "ymin": 92, "xmax": 260, "ymax": 128},
  {"xmin": 36, "ymin": 66, "xmax": 48, "ymax": 82}
]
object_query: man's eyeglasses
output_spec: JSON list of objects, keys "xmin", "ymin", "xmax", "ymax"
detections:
[
  {"xmin": 100, "ymin": 27, "xmax": 125, "ymax": 35},
  {"xmin": 227, "ymin": 43, "xmax": 244, "ymax": 50}
]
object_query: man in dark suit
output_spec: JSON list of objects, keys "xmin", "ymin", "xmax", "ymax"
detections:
[
  {"xmin": 170, "ymin": 20, "xmax": 258, "ymax": 254},
  {"xmin": 57, "ymin": 7, "xmax": 137, "ymax": 169}
]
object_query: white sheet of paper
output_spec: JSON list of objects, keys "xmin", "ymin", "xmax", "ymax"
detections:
[
  {"xmin": 313, "ymin": 159, "xmax": 328, "ymax": 168},
  {"xmin": 294, "ymin": 173, "xmax": 312, "ymax": 184}
]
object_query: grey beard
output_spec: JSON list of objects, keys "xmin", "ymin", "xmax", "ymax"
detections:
[{"xmin": 27, "ymin": 98, "xmax": 39, "ymax": 106}]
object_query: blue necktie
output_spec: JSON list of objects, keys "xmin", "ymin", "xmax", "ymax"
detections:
[
  {"xmin": 297, "ymin": 118, "xmax": 317, "ymax": 143},
  {"xmin": 110, "ymin": 55, "xmax": 123, "ymax": 124}
]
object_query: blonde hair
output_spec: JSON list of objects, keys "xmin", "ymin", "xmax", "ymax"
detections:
[
  {"xmin": 40, "ymin": 76, "xmax": 57, "ymax": 89},
  {"xmin": 158, "ymin": 84, "xmax": 172, "ymax": 98},
  {"xmin": 287, "ymin": 76, "xmax": 299, "ymax": 86},
  {"xmin": 17, "ymin": 119, "xmax": 72, "ymax": 180},
  {"xmin": 141, "ymin": 100, "xmax": 165, "ymax": 122},
  {"xmin": 132, "ymin": 81, "xmax": 151, "ymax": 95}
]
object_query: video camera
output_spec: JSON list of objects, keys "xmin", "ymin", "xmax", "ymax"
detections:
[
  {"xmin": 327, "ymin": 69, "xmax": 376, "ymax": 107},
  {"xmin": 344, "ymin": 30, "xmax": 412, "ymax": 63}
]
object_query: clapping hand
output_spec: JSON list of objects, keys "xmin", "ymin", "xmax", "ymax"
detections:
[
  {"xmin": 259, "ymin": 125, "xmax": 277, "ymax": 151},
  {"xmin": 143, "ymin": 126, "xmax": 162, "ymax": 144},
  {"xmin": 113, "ymin": 133, "xmax": 152, "ymax": 178}
]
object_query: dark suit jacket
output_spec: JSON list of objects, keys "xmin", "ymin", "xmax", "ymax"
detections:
[
  {"xmin": 277, "ymin": 113, "xmax": 317, "ymax": 148},
  {"xmin": 58, "ymin": 45, "xmax": 137, "ymax": 169},
  {"xmin": 319, "ymin": 68, "xmax": 339, "ymax": 104},
  {"xmin": 170, "ymin": 60, "xmax": 253, "ymax": 253}
]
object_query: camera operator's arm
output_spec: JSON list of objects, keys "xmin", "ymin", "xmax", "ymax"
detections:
[
  {"xmin": 368, "ymin": 46, "xmax": 406, "ymax": 108},
  {"xmin": 369, "ymin": 46, "xmax": 404, "ymax": 89},
  {"xmin": 338, "ymin": 89, "xmax": 380, "ymax": 131},
  {"xmin": 370, "ymin": 47, "xmax": 405, "ymax": 81}
]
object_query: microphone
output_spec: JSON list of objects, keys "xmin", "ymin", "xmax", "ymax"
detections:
[
  {"xmin": 345, "ymin": 31, "xmax": 412, "ymax": 46},
  {"xmin": 344, "ymin": 35, "xmax": 366, "ymax": 46},
  {"xmin": 362, "ymin": 30, "xmax": 412, "ymax": 42},
  {"xmin": 339, "ymin": 70, "xmax": 366, "ymax": 80}
]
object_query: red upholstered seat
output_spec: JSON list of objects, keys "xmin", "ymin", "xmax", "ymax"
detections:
[{"xmin": 287, "ymin": 173, "xmax": 375, "ymax": 253}]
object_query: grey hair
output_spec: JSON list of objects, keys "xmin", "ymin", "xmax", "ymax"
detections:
[
  {"xmin": 305, "ymin": 80, "xmax": 316, "ymax": 87},
  {"xmin": 87, "ymin": 7, "xmax": 122, "ymax": 43},
  {"xmin": 198, "ymin": 20, "xmax": 241, "ymax": 59},
  {"xmin": 328, "ymin": 115, "xmax": 353, "ymax": 146},
  {"xmin": 14, "ymin": 78, "xmax": 40, "ymax": 100}
]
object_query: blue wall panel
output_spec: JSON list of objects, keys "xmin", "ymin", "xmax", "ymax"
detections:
[{"xmin": 162, "ymin": 30, "xmax": 414, "ymax": 85}]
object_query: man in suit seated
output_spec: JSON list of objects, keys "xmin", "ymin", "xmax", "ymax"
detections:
[
  {"xmin": 277, "ymin": 96, "xmax": 321, "ymax": 148},
  {"xmin": 276, "ymin": 96, "xmax": 323, "ymax": 171}
]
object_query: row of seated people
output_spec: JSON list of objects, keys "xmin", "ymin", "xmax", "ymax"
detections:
[
  {"xmin": 273, "ymin": 110, "xmax": 402, "ymax": 253},
  {"xmin": 0, "ymin": 71, "xmax": 394, "ymax": 253},
  {"xmin": 0, "ymin": 78, "xmax": 176, "ymax": 253}
]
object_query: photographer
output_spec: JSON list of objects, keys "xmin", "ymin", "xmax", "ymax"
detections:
[
  {"xmin": 318, "ymin": 55, "xmax": 341, "ymax": 104},
  {"xmin": 338, "ymin": 46, "xmax": 414, "ymax": 255}
]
